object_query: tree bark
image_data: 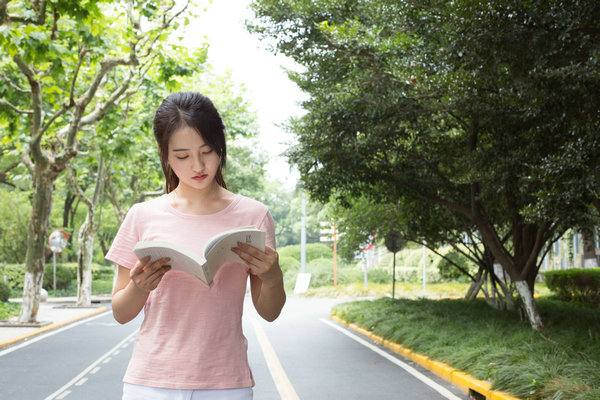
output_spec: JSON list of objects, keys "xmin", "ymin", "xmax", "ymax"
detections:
[
  {"xmin": 18, "ymin": 169, "xmax": 53, "ymax": 323},
  {"xmin": 515, "ymin": 280, "xmax": 544, "ymax": 331},
  {"xmin": 72, "ymin": 157, "xmax": 105, "ymax": 307},
  {"xmin": 76, "ymin": 219, "xmax": 95, "ymax": 306}
]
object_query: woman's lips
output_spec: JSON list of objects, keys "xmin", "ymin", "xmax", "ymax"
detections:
[{"xmin": 192, "ymin": 175, "xmax": 207, "ymax": 181}]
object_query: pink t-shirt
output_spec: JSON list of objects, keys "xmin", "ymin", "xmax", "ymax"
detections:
[{"xmin": 105, "ymin": 194, "xmax": 275, "ymax": 390}]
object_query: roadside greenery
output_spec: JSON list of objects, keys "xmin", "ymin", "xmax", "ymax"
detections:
[
  {"xmin": 0, "ymin": 301, "xmax": 19, "ymax": 320},
  {"xmin": 249, "ymin": 0, "xmax": 600, "ymax": 331},
  {"xmin": 332, "ymin": 297, "xmax": 600, "ymax": 400},
  {"xmin": 543, "ymin": 269, "xmax": 600, "ymax": 308}
]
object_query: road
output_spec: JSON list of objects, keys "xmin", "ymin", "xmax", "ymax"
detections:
[{"xmin": 0, "ymin": 297, "xmax": 468, "ymax": 400}]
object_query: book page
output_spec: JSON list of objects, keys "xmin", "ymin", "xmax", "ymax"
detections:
[
  {"xmin": 204, "ymin": 226, "xmax": 258, "ymax": 255},
  {"xmin": 133, "ymin": 241, "xmax": 210, "ymax": 287},
  {"xmin": 204, "ymin": 229, "xmax": 266, "ymax": 280}
]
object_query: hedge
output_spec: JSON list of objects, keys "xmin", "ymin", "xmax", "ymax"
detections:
[
  {"xmin": 0, "ymin": 263, "xmax": 114, "ymax": 290},
  {"xmin": 543, "ymin": 268, "xmax": 600, "ymax": 308}
]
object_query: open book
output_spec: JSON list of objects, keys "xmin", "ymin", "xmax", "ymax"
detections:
[{"xmin": 133, "ymin": 226, "xmax": 265, "ymax": 288}]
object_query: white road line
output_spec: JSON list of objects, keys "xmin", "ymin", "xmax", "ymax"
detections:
[
  {"xmin": 89, "ymin": 367, "xmax": 100, "ymax": 374},
  {"xmin": 250, "ymin": 317, "xmax": 300, "ymax": 400},
  {"xmin": 43, "ymin": 329, "xmax": 138, "ymax": 400},
  {"xmin": 55, "ymin": 390, "xmax": 70, "ymax": 399},
  {"xmin": 75, "ymin": 378, "xmax": 87, "ymax": 386},
  {"xmin": 0, "ymin": 311, "xmax": 111, "ymax": 358},
  {"xmin": 321, "ymin": 319, "xmax": 462, "ymax": 400}
]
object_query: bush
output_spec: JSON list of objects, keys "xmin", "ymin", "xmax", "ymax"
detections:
[
  {"xmin": 0, "ymin": 264, "xmax": 25, "ymax": 290},
  {"xmin": 92, "ymin": 266, "xmax": 115, "ymax": 281},
  {"xmin": 43, "ymin": 264, "xmax": 73, "ymax": 290},
  {"xmin": 437, "ymin": 251, "xmax": 475, "ymax": 281},
  {"xmin": 0, "ymin": 281, "xmax": 10, "ymax": 302},
  {"xmin": 278, "ymin": 243, "xmax": 332, "ymax": 263},
  {"xmin": 368, "ymin": 268, "xmax": 391, "ymax": 284},
  {"xmin": 307, "ymin": 260, "xmax": 335, "ymax": 287},
  {"xmin": 279, "ymin": 256, "xmax": 300, "ymax": 274},
  {"xmin": 92, "ymin": 279, "xmax": 114, "ymax": 294},
  {"xmin": 543, "ymin": 268, "xmax": 600, "ymax": 308}
]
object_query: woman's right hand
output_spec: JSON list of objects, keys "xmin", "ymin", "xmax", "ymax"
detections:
[{"xmin": 129, "ymin": 256, "xmax": 171, "ymax": 293}]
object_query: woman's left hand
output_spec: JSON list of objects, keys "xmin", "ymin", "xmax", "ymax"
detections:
[{"xmin": 231, "ymin": 242, "xmax": 282, "ymax": 284}]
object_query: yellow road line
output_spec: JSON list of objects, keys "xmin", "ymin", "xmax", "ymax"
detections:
[{"xmin": 250, "ymin": 317, "xmax": 300, "ymax": 400}]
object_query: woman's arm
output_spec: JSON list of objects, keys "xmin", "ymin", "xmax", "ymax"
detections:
[
  {"xmin": 111, "ymin": 257, "xmax": 171, "ymax": 324},
  {"xmin": 233, "ymin": 243, "xmax": 286, "ymax": 322}
]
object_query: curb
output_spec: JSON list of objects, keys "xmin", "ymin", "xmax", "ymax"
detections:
[
  {"xmin": 331, "ymin": 315, "xmax": 521, "ymax": 400},
  {"xmin": 0, "ymin": 306, "xmax": 108, "ymax": 349}
]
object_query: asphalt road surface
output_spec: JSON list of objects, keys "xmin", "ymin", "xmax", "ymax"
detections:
[{"xmin": 0, "ymin": 296, "xmax": 468, "ymax": 400}]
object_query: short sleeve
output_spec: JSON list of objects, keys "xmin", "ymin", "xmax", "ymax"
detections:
[
  {"xmin": 258, "ymin": 210, "xmax": 276, "ymax": 250},
  {"xmin": 105, "ymin": 204, "xmax": 141, "ymax": 269}
]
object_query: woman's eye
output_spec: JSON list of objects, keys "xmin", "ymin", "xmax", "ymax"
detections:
[
  {"xmin": 202, "ymin": 150, "xmax": 213, "ymax": 155},
  {"xmin": 176, "ymin": 156, "xmax": 189, "ymax": 160}
]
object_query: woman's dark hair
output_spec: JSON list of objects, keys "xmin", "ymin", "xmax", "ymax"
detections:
[{"xmin": 153, "ymin": 92, "xmax": 227, "ymax": 193}]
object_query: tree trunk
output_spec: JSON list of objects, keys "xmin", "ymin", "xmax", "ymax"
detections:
[
  {"xmin": 76, "ymin": 216, "xmax": 95, "ymax": 307},
  {"xmin": 73, "ymin": 157, "xmax": 105, "ymax": 307},
  {"xmin": 18, "ymin": 170, "xmax": 53, "ymax": 323},
  {"xmin": 465, "ymin": 268, "xmax": 484, "ymax": 300},
  {"xmin": 515, "ymin": 280, "xmax": 544, "ymax": 331},
  {"xmin": 582, "ymin": 233, "xmax": 598, "ymax": 268}
]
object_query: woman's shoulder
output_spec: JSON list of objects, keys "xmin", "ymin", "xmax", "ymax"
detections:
[
  {"xmin": 127, "ymin": 194, "xmax": 169, "ymax": 216},
  {"xmin": 235, "ymin": 194, "xmax": 269, "ymax": 213}
]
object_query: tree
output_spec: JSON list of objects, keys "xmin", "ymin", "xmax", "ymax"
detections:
[
  {"xmin": 0, "ymin": 0, "xmax": 193, "ymax": 322},
  {"xmin": 249, "ymin": 0, "xmax": 600, "ymax": 330},
  {"xmin": 331, "ymin": 195, "xmax": 516, "ymax": 309},
  {"xmin": 67, "ymin": 152, "xmax": 106, "ymax": 306}
]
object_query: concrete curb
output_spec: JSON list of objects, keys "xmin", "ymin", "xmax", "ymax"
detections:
[
  {"xmin": 331, "ymin": 315, "xmax": 521, "ymax": 400},
  {"xmin": 0, "ymin": 306, "xmax": 108, "ymax": 349}
]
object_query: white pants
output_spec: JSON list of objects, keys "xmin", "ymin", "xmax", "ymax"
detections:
[{"xmin": 122, "ymin": 383, "xmax": 253, "ymax": 400}]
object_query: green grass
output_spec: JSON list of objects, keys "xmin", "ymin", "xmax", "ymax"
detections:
[
  {"xmin": 301, "ymin": 281, "xmax": 551, "ymax": 299},
  {"xmin": 331, "ymin": 296, "xmax": 600, "ymax": 400},
  {"xmin": 0, "ymin": 301, "xmax": 20, "ymax": 319}
]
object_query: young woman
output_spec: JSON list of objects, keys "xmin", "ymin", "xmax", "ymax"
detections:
[{"xmin": 106, "ymin": 91, "xmax": 286, "ymax": 400}]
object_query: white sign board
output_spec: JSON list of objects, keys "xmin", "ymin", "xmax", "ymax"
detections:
[
  {"xmin": 48, "ymin": 230, "xmax": 68, "ymax": 253},
  {"xmin": 294, "ymin": 273, "xmax": 311, "ymax": 294}
]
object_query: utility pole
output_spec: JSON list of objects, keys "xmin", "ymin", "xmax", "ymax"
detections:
[
  {"xmin": 301, "ymin": 192, "xmax": 306, "ymax": 274},
  {"xmin": 422, "ymin": 243, "xmax": 427, "ymax": 293}
]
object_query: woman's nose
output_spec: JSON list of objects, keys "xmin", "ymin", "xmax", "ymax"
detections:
[{"xmin": 192, "ymin": 155, "xmax": 205, "ymax": 171}]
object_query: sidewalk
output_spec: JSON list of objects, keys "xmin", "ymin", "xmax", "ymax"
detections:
[{"xmin": 0, "ymin": 296, "xmax": 111, "ymax": 349}]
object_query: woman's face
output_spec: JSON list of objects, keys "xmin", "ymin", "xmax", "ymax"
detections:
[{"xmin": 167, "ymin": 125, "xmax": 221, "ymax": 191}]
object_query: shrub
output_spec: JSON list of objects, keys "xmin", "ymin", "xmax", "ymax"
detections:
[
  {"xmin": 279, "ymin": 256, "xmax": 300, "ymax": 274},
  {"xmin": 437, "ymin": 251, "xmax": 475, "ymax": 281},
  {"xmin": 92, "ymin": 266, "xmax": 115, "ymax": 281},
  {"xmin": 0, "ymin": 264, "xmax": 25, "ymax": 290},
  {"xmin": 278, "ymin": 243, "xmax": 332, "ymax": 263},
  {"xmin": 307, "ymin": 261, "xmax": 334, "ymax": 287},
  {"xmin": 368, "ymin": 268, "xmax": 391, "ymax": 284},
  {"xmin": 543, "ymin": 268, "xmax": 600, "ymax": 308},
  {"xmin": 0, "ymin": 281, "xmax": 10, "ymax": 302},
  {"xmin": 43, "ymin": 264, "xmax": 73, "ymax": 290},
  {"xmin": 92, "ymin": 279, "xmax": 114, "ymax": 294}
]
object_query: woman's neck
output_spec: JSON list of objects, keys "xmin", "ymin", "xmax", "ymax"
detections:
[{"xmin": 170, "ymin": 183, "xmax": 236, "ymax": 215}]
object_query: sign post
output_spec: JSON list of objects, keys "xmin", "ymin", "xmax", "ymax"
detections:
[
  {"xmin": 359, "ymin": 235, "xmax": 375, "ymax": 289},
  {"xmin": 320, "ymin": 220, "xmax": 338, "ymax": 286},
  {"xmin": 48, "ymin": 230, "xmax": 69, "ymax": 292},
  {"xmin": 384, "ymin": 230, "xmax": 403, "ymax": 299}
]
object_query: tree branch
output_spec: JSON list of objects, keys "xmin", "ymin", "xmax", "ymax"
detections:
[
  {"xmin": 13, "ymin": 54, "xmax": 46, "ymax": 165},
  {"xmin": 0, "ymin": 98, "xmax": 33, "ymax": 114},
  {"xmin": 0, "ymin": 72, "xmax": 30, "ymax": 93},
  {"xmin": 0, "ymin": 161, "xmax": 19, "ymax": 187},
  {"xmin": 66, "ymin": 165, "xmax": 93, "ymax": 210}
]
